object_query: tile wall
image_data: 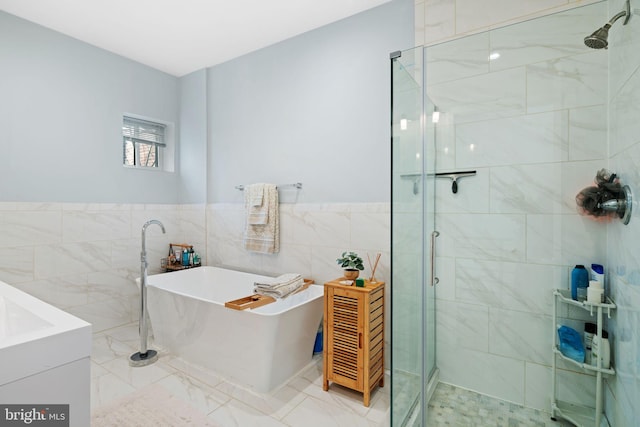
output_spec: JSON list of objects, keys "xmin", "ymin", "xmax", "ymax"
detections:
[
  {"xmin": 415, "ymin": 0, "xmax": 601, "ymax": 47},
  {"xmin": 0, "ymin": 203, "xmax": 205, "ymax": 333},
  {"xmin": 420, "ymin": 0, "xmax": 611, "ymax": 413},
  {"xmin": 605, "ymin": 0, "xmax": 640, "ymax": 424},
  {"xmin": 0, "ymin": 201, "xmax": 391, "ymax": 369}
]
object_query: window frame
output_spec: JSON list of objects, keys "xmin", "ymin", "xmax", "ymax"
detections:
[{"xmin": 122, "ymin": 114, "xmax": 173, "ymax": 171}]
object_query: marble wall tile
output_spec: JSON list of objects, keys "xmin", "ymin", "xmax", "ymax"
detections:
[
  {"xmin": 434, "ymin": 256, "xmax": 456, "ymax": 301},
  {"xmin": 415, "ymin": 0, "xmax": 425, "ymax": 46},
  {"xmin": 436, "ymin": 213, "xmax": 526, "ymax": 261},
  {"xmin": 67, "ymin": 296, "xmax": 134, "ymax": 333},
  {"xmin": 423, "ymin": 0, "xmax": 456, "ymax": 45},
  {"xmin": 12, "ymin": 275, "xmax": 90, "ymax": 309},
  {"xmin": 427, "ymin": 67, "xmax": 526, "ymax": 124},
  {"xmin": 258, "ymin": 244, "xmax": 313, "ymax": 278},
  {"xmin": 526, "ymin": 214, "xmax": 607, "ymax": 265},
  {"xmin": 556, "ymin": 369, "xmax": 597, "ymax": 407},
  {"xmin": 489, "ymin": 308, "xmax": 552, "ymax": 365},
  {"xmin": 0, "ymin": 211, "xmax": 62, "ymax": 247},
  {"xmin": 290, "ymin": 209, "xmax": 351, "ymax": 248},
  {"xmin": 62, "ymin": 210, "xmax": 131, "ymax": 243},
  {"xmin": 87, "ymin": 269, "xmax": 139, "ymax": 302},
  {"xmin": 524, "ymin": 363, "xmax": 551, "ymax": 411},
  {"xmin": 390, "ymin": 212, "xmax": 422, "ymax": 255},
  {"xmin": 490, "ymin": 163, "xmax": 563, "ymax": 214},
  {"xmin": 609, "ymin": 67, "xmax": 640, "ymax": 156},
  {"xmin": 455, "ymin": 0, "xmax": 568, "ymax": 35},
  {"xmin": 608, "ymin": 0, "xmax": 640, "ymax": 101},
  {"xmin": 433, "ymin": 120, "xmax": 456, "ymax": 171},
  {"xmin": 526, "ymin": 51, "xmax": 607, "ymax": 114},
  {"xmin": 455, "ymin": 110, "xmax": 569, "ymax": 168},
  {"xmin": 426, "ymin": 32, "xmax": 489, "ymax": 85},
  {"xmin": 34, "ymin": 241, "xmax": 112, "ymax": 279},
  {"xmin": 489, "ymin": 2, "xmax": 607, "ymax": 72},
  {"xmin": 0, "ymin": 246, "xmax": 34, "ymax": 283},
  {"xmin": 568, "ymin": 105, "xmax": 607, "ymax": 161},
  {"xmin": 350, "ymin": 211, "xmax": 390, "ymax": 252},
  {"xmin": 456, "ymin": 258, "xmax": 563, "ymax": 314},
  {"xmin": 437, "ymin": 344, "xmax": 525, "ymax": 405},
  {"xmin": 436, "ymin": 299, "xmax": 489, "ymax": 352}
]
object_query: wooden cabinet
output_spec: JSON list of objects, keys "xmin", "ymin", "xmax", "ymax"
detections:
[{"xmin": 322, "ymin": 279, "xmax": 385, "ymax": 407}]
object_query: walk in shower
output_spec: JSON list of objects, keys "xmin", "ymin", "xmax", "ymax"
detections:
[
  {"xmin": 391, "ymin": 1, "xmax": 612, "ymax": 425},
  {"xmin": 391, "ymin": 46, "xmax": 437, "ymax": 426}
]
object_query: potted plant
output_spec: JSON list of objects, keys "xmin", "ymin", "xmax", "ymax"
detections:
[{"xmin": 336, "ymin": 251, "xmax": 364, "ymax": 280}]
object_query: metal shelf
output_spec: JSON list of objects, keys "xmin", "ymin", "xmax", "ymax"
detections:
[
  {"xmin": 552, "ymin": 289, "xmax": 614, "ymax": 427},
  {"xmin": 552, "ymin": 347, "xmax": 615, "ymax": 375},
  {"xmin": 552, "ymin": 400, "xmax": 599, "ymax": 427}
]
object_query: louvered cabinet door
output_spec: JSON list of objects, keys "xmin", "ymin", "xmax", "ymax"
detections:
[
  {"xmin": 323, "ymin": 280, "xmax": 385, "ymax": 407},
  {"xmin": 324, "ymin": 286, "xmax": 364, "ymax": 390}
]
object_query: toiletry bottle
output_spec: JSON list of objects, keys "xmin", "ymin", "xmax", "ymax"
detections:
[
  {"xmin": 591, "ymin": 329, "xmax": 610, "ymax": 369},
  {"xmin": 591, "ymin": 263, "xmax": 604, "ymax": 283},
  {"xmin": 571, "ymin": 265, "xmax": 589, "ymax": 301},
  {"xmin": 182, "ymin": 249, "xmax": 189, "ymax": 266},
  {"xmin": 584, "ymin": 322, "xmax": 596, "ymax": 365}
]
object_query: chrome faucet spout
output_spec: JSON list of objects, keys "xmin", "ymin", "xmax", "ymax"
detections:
[{"xmin": 141, "ymin": 219, "xmax": 166, "ymax": 256}]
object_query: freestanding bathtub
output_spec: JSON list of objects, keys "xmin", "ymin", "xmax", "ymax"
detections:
[{"xmin": 146, "ymin": 266, "xmax": 324, "ymax": 393}]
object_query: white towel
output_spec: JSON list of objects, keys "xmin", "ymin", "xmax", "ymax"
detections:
[
  {"xmin": 250, "ymin": 183, "xmax": 264, "ymax": 207},
  {"xmin": 254, "ymin": 274, "xmax": 304, "ymax": 298},
  {"xmin": 244, "ymin": 184, "xmax": 279, "ymax": 253},
  {"xmin": 246, "ymin": 184, "xmax": 268, "ymax": 225},
  {"xmin": 254, "ymin": 273, "xmax": 301, "ymax": 288}
]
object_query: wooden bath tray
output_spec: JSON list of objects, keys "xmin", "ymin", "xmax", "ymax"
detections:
[{"xmin": 224, "ymin": 279, "xmax": 314, "ymax": 310}]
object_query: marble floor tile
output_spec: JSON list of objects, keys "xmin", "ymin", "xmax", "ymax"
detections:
[{"xmin": 91, "ymin": 324, "xmax": 575, "ymax": 427}]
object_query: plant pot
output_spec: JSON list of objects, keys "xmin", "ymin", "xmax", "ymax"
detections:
[{"xmin": 343, "ymin": 269, "xmax": 360, "ymax": 280}]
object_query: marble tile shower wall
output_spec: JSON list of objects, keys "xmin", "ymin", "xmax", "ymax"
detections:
[
  {"xmin": 605, "ymin": 0, "xmax": 640, "ymax": 425},
  {"xmin": 420, "ymin": 1, "xmax": 610, "ymax": 413},
  {"xmin": 414, "ymin": 0, "xmax": 602, "ymax": 47},
  {"xmin": 0, "ymin": 202, "xmax": 205, "ymax": 333}
]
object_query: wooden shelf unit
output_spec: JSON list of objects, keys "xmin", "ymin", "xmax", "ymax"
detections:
[{"xmin": 322, "ymin": 278, "xmax": 385, "ymax": 407}]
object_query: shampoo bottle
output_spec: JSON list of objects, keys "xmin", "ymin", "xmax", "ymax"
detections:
[{"xmin": 571, "ymin": 265, "xmax": 589, "ymax": 301}]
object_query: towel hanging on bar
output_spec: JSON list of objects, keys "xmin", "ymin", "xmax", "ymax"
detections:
[{"xmin": 243, "ymin": 184, "xmax": 280, "ymax": 254}]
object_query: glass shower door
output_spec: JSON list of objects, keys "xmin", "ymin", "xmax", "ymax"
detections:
[{"xmin": 391, "ymin": 46, "xmax": 437, "ymax": 427}]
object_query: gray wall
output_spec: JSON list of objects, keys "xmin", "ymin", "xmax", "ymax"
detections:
[
  {"xmin": 207, "ymin": 0, "xmax": 414, "ymax": 203},
  {"xmin": 0, "ymin": 11, "xmax": 180, "ymax": 203},
  {"xmin": 178, "ymin": 70, "xmax": 207, "ymax": 204}
]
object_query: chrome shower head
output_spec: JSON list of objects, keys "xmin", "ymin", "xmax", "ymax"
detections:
[
  {"xmin": 584, "ymin": 1, "xmax": 631, "ymax": 49},
  {"xmin": 584, "ymin": 24, "xmax": 611, "ymax": 49}
]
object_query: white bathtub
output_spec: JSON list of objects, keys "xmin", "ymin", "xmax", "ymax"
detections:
[
  {"xmin": 0, "ymin": 280, "xmax": 91, "ymax": 427},
  {"xmin": 146, "ymin": 266, "xmax": 324, "ymax": 393}
]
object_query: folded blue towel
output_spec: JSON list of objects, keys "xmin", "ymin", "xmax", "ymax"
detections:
[{"xmin": 557, "ymin": 325, "xmax": 585, "ymax": 363}]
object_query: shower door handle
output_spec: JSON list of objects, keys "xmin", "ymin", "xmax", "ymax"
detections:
[{"xmin": 430, "ymin": 231, "xmax": 439, "ymax": 286}]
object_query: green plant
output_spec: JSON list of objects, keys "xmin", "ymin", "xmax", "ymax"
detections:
[{"xmin": 336, "ymin": 251, "xmax": 364, "ymax": 271}]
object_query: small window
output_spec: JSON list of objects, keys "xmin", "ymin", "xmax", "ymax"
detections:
[{"xmin": 122, "ymin": 116, "xmax": 166, "ymax": 168}]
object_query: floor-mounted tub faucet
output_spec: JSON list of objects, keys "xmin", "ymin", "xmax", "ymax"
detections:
[{"xmin": 130, "ymin": 219, "xmax": 165, "ymax": 367}]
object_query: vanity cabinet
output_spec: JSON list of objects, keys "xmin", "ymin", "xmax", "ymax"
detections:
[
  {"xmin": 322, "ymin": 279, "xmax": 385, "ymax": 407},
  {"xmin": 551, "ymin": 289, "xmax": 616, "ymax": 427}
]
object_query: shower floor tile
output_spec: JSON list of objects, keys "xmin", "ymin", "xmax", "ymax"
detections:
[{"xmin": 426, "ymin": 383, "xmax": 573, "ymax": 427}]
